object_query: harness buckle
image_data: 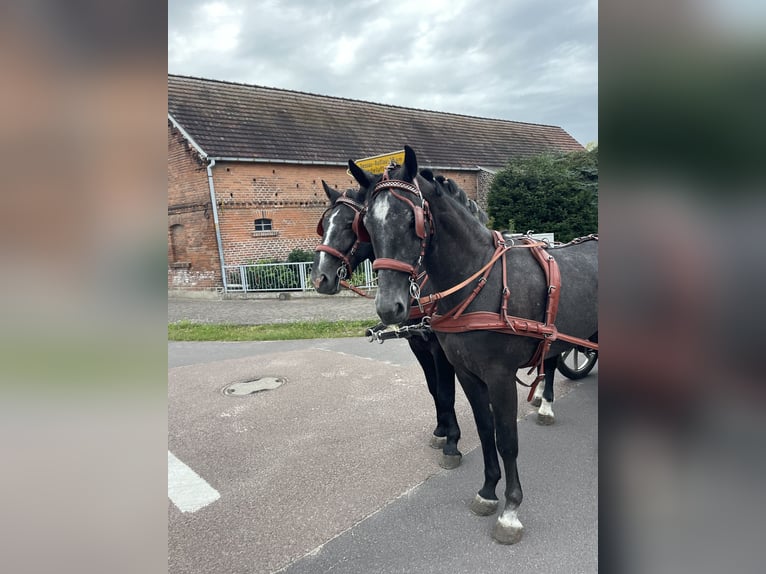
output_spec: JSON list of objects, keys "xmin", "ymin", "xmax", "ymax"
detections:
[
  {"xmin": 410, "ymin": 279, "xmax": 424, "ymax": 312},
  {"xmin": 337, "ymin": 266, "xmax": 348, "ymax": 280},
  {"xmin": 409, "ymin": 278, "xmax": 421, "ymax": 300}
]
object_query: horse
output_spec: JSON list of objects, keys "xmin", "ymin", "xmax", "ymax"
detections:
[
  {"xmin": 314, "ymin": 169, "xmax": 569, "ymax": 424},
  {"xmin": 310, "ymin": 180, "xmax": 463, "ymax": 469},
  {"xmin": 355, "ymin": 145, "xmax": 598, "ymax": 544}
]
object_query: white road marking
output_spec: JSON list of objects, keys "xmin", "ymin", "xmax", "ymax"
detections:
[{"xmin": 168, "ymin": 451, "xmax": 220, "ymax": 513}]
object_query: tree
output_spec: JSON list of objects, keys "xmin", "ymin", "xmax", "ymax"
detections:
[{"xmin": 487, "ymin": 148, "xmax": 598, "ymax": 243}]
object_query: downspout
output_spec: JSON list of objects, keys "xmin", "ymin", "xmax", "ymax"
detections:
[{"xmin": 206, "ymin": 158, "xmax": 228, "ymax": 292}]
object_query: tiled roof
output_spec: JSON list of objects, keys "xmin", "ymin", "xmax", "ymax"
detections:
[{"xmin": 168, "ymin": 74, "xmax": 583, "ymax": 169}]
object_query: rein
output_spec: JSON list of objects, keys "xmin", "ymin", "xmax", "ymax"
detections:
[
  {"xmin": 414, "ymin": 234, "xmax": 541, "ymax": 308},
  {"xmin": 427, "ymin": 233, "xmax": 598, "ymax": 398},
  {"xmin": 339, "ymin": 279, "xmax": 374, "ymax": 299}
]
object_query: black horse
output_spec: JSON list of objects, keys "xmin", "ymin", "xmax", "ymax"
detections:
[
  {"xmin": 313, "ymin": 172, "xmax": 568, "ymax": 425},
  {"xmin": 357, "ymin": 146, "xmax": 598, "ymax": 544},
  {"xmin": 310, "ymin": 180, "xmax": 463, "ymax": 469}
]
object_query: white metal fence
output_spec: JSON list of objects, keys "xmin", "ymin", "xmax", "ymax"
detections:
[{"xmin": 223, "ymin": 260, "xmax": 376, "ymax": 293}]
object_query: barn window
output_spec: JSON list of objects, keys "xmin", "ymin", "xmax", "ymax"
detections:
[{"xmin": 254, "ymin": 218, "xmax": 273, "ymax": 231}]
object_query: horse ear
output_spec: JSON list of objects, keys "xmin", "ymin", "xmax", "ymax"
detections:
[
  {"xmin": 403, "ymin": 145, "xmax": 418, "ymax": 180},
  {"xmin": 321, "ymin": 180, "xmax": 341, "ymax": 203},
  {"xmin": 348, "ymin": 160, "xmax": 373, "ymax": 188}
]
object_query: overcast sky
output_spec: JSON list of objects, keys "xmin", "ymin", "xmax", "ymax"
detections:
[{"xmin": 169, "ymin": 0, "xmax": 597, "ymax": 146}]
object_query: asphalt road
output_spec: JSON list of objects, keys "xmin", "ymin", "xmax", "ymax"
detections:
[{"xmin": 168, "ymin": 336, "xmax": 597, "ymax": 574}]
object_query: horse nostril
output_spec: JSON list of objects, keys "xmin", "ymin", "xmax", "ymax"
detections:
[
  {"xmin": 394, "ymin": 301, "xmax": 405, "ymax": 317},
  {"xmin": 312, "ymin": 275, "xmax": 325, "ymax": 289}
]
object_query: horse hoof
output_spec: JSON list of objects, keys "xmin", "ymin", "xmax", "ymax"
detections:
[
  {"xmin": 493, "ymin": 522, "xmax": 524, "ymax": 545},
  {"xmin": 470, "ymin": 494, "xmax": 499, "ymax": 516},
  {"xmin": 439, "ymin": 453, "xmax": 462, "ymax": 469},
  {"xmin": 430, "ymin": 434, "xmax": 447, "ymax": 449},
  {"xmin": 492, "ymin": 512, "xmax": 524, "ymax": 545},
  {"xmin": 537, "ymin": 413, "xmax": 555, "ymax": 425},
  {"xmin": 531, "ymin": 397, "xmax": 542, "ymax": 407}
]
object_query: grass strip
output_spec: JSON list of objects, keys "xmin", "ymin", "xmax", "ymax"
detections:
[{"xmin": 168, "ymin": 319, "xmax": 377, "ymax": 341}]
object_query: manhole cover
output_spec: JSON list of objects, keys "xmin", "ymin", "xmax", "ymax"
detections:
[{"xmin": 222, "ymin": 376, "xmax": 286, "ymax": 396}]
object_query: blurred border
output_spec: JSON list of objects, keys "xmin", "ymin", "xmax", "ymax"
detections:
[
  {"xmin": 4, "ymin": 0, "xmax": 765, "ymax": 572},
  {"xmin": 0, "ymin": 2, "xmax": 168, "ymax": 573},
  {"xmin": 601, "ymin": 1, "xmax": 766, "ymax": 572}
]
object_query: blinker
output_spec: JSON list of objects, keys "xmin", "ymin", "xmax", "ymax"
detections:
[{"xmin": 353, "ymin": 211, "xmax": 370, "ymax": 243}]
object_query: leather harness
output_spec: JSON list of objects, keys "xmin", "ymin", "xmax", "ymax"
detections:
[
  {"xmin": 314, "ymin": 192, "xmax": 374, "ymax": 298},
  {"xmin": 368, "ymin": 175, "xmax": 598, "ymax": 398},
  {"xmin": 316, "ymin": 173, "xmax": 598, "ymax": 399}
]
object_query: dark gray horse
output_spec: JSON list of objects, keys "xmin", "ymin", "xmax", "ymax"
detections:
[
  {"xmin": 311, "ymin": 180, "xmax": 463, "ymax": 469},
  {"xmin": 357, "ymin": 145, "xmax": 598, "ymax": 544},
  {"xmin": 314, "ymin": 169, "xmax": 571, "ymax": 425}
]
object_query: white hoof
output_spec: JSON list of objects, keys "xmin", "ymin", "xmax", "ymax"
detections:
[
  {"xmin": 537, "ymin": 398, "xmax": 555, "ymax": 425},
  {"xmin": 493, "ymin": 510, "xmax": 524, "ymax": 544}
]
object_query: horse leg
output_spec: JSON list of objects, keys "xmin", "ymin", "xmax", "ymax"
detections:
[
  {"xmin": 432, "ymin": 342, "xmax": 462, "ymax": 469},
  {"xmin": 408, "ymin": 338, "xmax": 460, "ymax": 468},
  {"xmin": 487, "ymin": 375, "xmax": 524, "ymax": 544},
  {"xmin": 531, "ymin": 367, "xmax": 545, "ymax": 406},
  {"xmin": 456, "ymin": 368, "xmax": 502, "ymax": 517},
  {"xmin": 408, "ymin": 339, "xmax": 443, "ymax": 442},
  {"xmin": 537, "ymin": 356, "xmax": 558, "ymax": 426}
]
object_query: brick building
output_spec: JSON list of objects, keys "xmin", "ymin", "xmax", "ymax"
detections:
[{"xmin": 168, "ymin": 74, "xmax": 582, "ymax": 292}]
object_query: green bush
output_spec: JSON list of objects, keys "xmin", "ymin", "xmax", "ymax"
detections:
[
  {"xmin": 346, "ymin": 267, "xmax": 372, "ymax": 287},
  {"xmin": 487, "ymin": 148, "xmax": 598, "ymax": 242},
  {"xmin": 244, "ymin": 258, "xmax": 299, "ymax": 290},
  {"xmin": 287, "ymin": 248, "xmax": 315, "ymax": 263}
]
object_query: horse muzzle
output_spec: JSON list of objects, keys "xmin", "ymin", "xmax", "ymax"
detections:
[
  {"xmin": 311, "ymin": 270, "xmax": 341, "ymax": 295},
  {"xmin": 375, "ymin": 293, "xmax": 409, "ymax": 325}
]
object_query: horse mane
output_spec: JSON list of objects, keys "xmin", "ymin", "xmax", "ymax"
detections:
[{"xmin": 429, "ymin": 173, "xmax": 489, "ymax": 225}]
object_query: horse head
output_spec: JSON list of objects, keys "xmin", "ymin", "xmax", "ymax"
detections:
[
  {"xmin": 359, "ymin": 145, "xmax": 435, "ymax": 325},
  {"xmin": 310, "ymin": 177, "xmax": 374, "ymax": 294}
]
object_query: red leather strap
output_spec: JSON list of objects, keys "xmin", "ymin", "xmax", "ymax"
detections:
[
  {"xmin": 339, "ymin": 280, "xmax": 374, "ymax": 299},
  {"xmin": 429, "ymin": 311, "xmax": 596, "ymax": 350},
  {"xmin": 314, "ymin": 244, "xmax": 352, "ymax": 277},
  {"xmin": 373, "ymin": 258, "xmax": 418, "ymax": 277}
]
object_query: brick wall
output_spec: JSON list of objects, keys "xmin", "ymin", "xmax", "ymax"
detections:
[
  {"xmin": 168, "ymin": 126, "xmax": 483, "ymax": 290},
  {"xmin": 431, "ymin": 169, "xmax": 479, "ymax": 204},
  {"xmin": 167, "ymin": 123, "xmax": 221, "ymax": 290},
  {"xmin": 212, "ymin": 163, "xmax": 480, "ymax": 264}
]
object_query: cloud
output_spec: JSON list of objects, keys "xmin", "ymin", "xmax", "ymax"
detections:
[
  {"xmin": 168, "ymin": 0, "xmax": 597, "ymax": 145},
  {"xmin": 168, "ymin": 1, "xmax": 244, "ymax": 68}
]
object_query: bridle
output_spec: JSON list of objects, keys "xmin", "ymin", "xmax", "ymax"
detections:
[
  {"xmin": 314, "ymin": 192, "xmax": 366, "ymax": 280},
  {"xmin": 367, "ymin": 167, "xmax": 434, "ymax": 300}
]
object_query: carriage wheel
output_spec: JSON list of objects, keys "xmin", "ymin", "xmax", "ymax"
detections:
[{"xmin": 557, "ymin": 347, "xmax": 598, "ymax": 380}]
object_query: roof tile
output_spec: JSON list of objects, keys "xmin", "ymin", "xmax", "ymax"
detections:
[{"xmin": 168, "ymin": 75, "xmax": 583, "ymax": 167}]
